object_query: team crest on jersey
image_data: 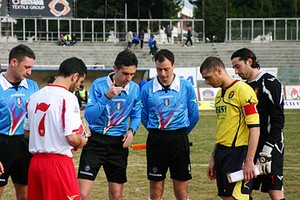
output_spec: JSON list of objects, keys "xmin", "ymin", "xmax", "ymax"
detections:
[
  {"xmin": 16, "ymin": 97, "xmax": 22, "ymax": 108},
  {"xmin": 228, "ymin": 91, "xmax": 234, "ymax": 99},
  {"xmin": 116, "ymin": 102, "xmax": 122, "ymax": 112},
  {"xmin": 164, "ymin": 99, "xmax": 170, "ymax": 107}
]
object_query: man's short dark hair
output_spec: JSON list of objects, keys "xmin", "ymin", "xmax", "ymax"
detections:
[
  {"xmin": 58, "ymin": 57, "xmax": 87, "ymax": 78},
  {"xmin": 114, "ymin": 50, "xmax": 138, "ymax": 69},
  {"xmin": 200, "ymin": 56, "xmax": 225, "ymax": 73},
  {"xmin": 154, "ymin": 49, "xmax": 174, "ymax": 65},
  {"xmin": 9, "ymin": 44, "xmax": 35, "ymax": 63}
]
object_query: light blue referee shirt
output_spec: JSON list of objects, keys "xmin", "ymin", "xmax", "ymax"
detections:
[
  {"xmin": 0, "ymin": 72, "xmax": 39, "ymax": 136},
  {"xmin": 84, "ymin": 73, "xmax": 141, "ymax": 136},
  {"xmin": 141, "ymin": 75, "xmax": 199, "ymax": 134}
]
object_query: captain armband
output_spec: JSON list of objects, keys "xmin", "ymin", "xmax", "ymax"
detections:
[{"xmin": 242, "ymin": 103, "xmax": 258, "ymax": 116}]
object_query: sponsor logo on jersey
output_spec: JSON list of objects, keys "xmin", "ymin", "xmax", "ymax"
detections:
[
  {"xmin": 84, "ymin": 165, "xmax": 91, "ymax": 171},
  {"xmin": 216, "ymin": 106, "xmax": 226, "ymax": 113},
  {"xmin": 152, "ymin": 167, "xmax": 158, "ymax": 173},
  {"xmin": 277, "ymin": 175, "xmax": 283, "ymax": 180},
  {"xmin": 246, "ymin": 96, "xmax": 254, "ymax": 104},
  {"xmin": 67, "ymin": 194, "xmax": 79, "ymax": 200}
]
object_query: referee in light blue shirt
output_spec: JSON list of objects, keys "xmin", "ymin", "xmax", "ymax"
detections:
[
  {"xmin": 0, "ymin": 44, "xmax": 39, "ymax": 199},
  {"xmin": 78, "ymin": 50, "xmax": 141, "ymax": 200},
  {"xmin": 141, "ymin": 49, "xmax": 200, "ymax": 200}
]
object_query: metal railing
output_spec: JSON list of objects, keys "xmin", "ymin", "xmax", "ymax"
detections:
[
  {"xmin": 226, "ymin": 18, "xmax": 300, "ymax": 41},
  {"xmin": 0, "ymin": 17, "xmax": 205, "ymax": 44},
  {"xmin": 2, "ymin": 17, "xmax": 300, "ymax": 43}
]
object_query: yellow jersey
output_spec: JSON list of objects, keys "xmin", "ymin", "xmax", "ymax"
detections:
[{"xmin": 215, "ymin": 80, "xmax": 259, "ymax": 147}]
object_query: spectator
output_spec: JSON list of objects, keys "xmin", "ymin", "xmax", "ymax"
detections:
[
  {"xmin": 138, "ymin": 29, "xmax": 145, "ymax": 49},
  {"xmin": 148, "ymin": 34, "xmax": 158, "ymax": 57},
  {"xmin": 0, "ymin": 44, "xmax": 39, "ymax": 199},
  {"xmin": 75, "ymin": 84, "xmax": 88, "ymax": 110},
  {"xmin": 140, "ymin": 49, "xmax": 199, "ymax": 200},
  {"xmin": 72, "ymin": 33, "xmax": 77, "ymax": 45},
  {"xmin": 64, "ymin": 33, "xmax": 72, "ymax": 46},
  {"xmin": 132, "ymin": 33, "xmax": 140, "ymax": 47},
  {"xmin": 184, "ymin": 27, "xmax": 193, "ymax": 47},
  {"xmin": 58, "ymin": 33, "xmax": 65, "ymax": 46},
  {"xmin": 126, "ymin": 31, "xmax": 133, "ymax": 51},
  {"xmin": 78, "ymin": 50, "xmax": 141, "ymax": 200},
  {"xmin": 24, "ymin": 57, "xmax": 88, "ymax": 200},
  {"xmin": 165, "ymin": 25, "xmax": 172, "ymax": 43}
]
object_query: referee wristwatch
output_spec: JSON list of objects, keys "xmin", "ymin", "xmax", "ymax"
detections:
[{"xmin": 128, "ymin": 128, "xmax": 136, "ymax": 136}]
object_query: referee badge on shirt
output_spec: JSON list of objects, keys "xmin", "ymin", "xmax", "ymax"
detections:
[
  {"xmin": 164, "ymin": 99, "xmax": 170, "ymax": 107},
  {"xmin": 116, "ymin": 102, "xmax": 122, "ymax": 112},
  {"xmin": 16, "ymin": 97, "xmax": 22, "ymax": 108}
]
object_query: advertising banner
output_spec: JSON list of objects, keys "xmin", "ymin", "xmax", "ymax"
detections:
[
  {"xmin": 9, "ymin": 0, "xmax": 72, "ymax": 17},
  {"xmin": 199, "ymin": 87, "xmax": 219, "ymax": 101},
  {"xmin": 284, "ymin": 100, "xmax": 300, "ymax": 109},
  {"xmin": 285, "ymin": 85, "xmax": 300, "ymax": 100},
  {"xmin": 0, "ymin": 0, "xmax": 8, "ymax": 16}
]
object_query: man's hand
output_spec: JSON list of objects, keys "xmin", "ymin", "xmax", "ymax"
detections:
[
  {"xmin": 0, "ymin": 162, "xmax": 4, "ymax": 175},
  {"xmin": 207, "ymin": 156, "xmax": 216, "ymax": 180},
  {"xmin": 256, "ymin": 144, "xmax": 273, "ymax": 175},
  {"xmin": 105, "ymin": 80, "xmax": 123, "ymax": 99},
  {"xmin": 122, "ymin": 129, "xmax": 134, "ymax": 148}
]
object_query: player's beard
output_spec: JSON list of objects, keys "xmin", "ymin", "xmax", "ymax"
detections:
[{"xmin": 69, "ymin": 77, "xmax": 80, "ymax": 93}]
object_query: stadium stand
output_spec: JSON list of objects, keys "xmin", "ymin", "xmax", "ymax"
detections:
[{"xmin": 0, "ymin": 41, "xmax": 299, "ymax": 85}]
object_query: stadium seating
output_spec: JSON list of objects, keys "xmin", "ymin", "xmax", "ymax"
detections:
[{"xmin": 0, "ymin": 41, "xmax": 299, "ymax": 85}]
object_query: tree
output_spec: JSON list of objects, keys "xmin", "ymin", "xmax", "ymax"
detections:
[
  {"xmin": 190, "ymin": 0, "xmax": 300, "ymax": 42},
  {"xmin": 77, "ymin": 0, "xmax": 184, "ymax": 19},
  {"xmin": 191, "ymin": 0, "xmax": 227, "ymax": 42}
]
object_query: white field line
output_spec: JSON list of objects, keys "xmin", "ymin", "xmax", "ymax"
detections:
[{"xmin": 127, "ymin": 163, "xmax": 300, "ymax": 170}]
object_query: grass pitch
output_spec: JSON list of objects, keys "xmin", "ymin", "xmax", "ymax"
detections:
[{"xmin": 2, "ymin": 110, "xmax": 300, "ymax": 199}]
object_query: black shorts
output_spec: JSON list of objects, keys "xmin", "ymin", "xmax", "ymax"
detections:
[
  {"xmin": 253, "ymin": 141, "xmax": 284, "ymax": 192},
  {"xmin": 0, "ymin": 134, "xmax": 32, "ymax": 186},
  {"xmin": 146, "ymin": 128, "xmax": 192, "ymax": 181},
  {"xmin": 77, "ymin": 132, "xmax": 128, "ymax": 183},
  {"xmin": 214, "ymin": 144, "xmax": 252, "ymax": 199}
]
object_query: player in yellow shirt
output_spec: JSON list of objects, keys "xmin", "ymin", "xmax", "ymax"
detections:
[{"xmin": 200, "ymin": 56, "xmax": 260, "ymax": 200}]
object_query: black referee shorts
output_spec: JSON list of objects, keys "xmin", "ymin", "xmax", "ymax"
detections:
[
  {"xmin": 146, "ymin": 128, "xmax": 192, "ymax": 181},
  {"xmin": 78, "ymin": 132, "xmax": 129, "ymax": 183},
  {"xmin": 0, "ymin": 134, "xmax": 32, "ymax": 186}
]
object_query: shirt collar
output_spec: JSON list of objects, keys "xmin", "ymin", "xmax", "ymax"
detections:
[
  {"xmin": 0, "ymin": 72, "xmax": 29, "ymax": 91},
  {"xmin": 247, "ymin": 70, "xmax": 266, "ymax": 83},
  {"xmin": 107, "ymin": 72, "xmax": 130, "ymax": 95},
  {"xmin": 153, "ymin": 74, "xmax": 180, "ymax": 93}
]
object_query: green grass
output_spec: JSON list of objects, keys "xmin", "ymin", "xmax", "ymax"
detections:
[{"xmin": 2, "ymin": 110, "xmax": 300, "ymax": 199}]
